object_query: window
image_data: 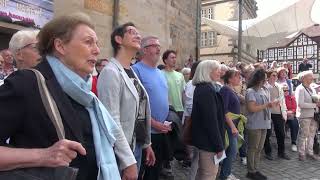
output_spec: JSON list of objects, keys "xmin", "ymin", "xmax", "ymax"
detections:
[
  {"xmin": 307, "ymin": 46, "xmax": 314, "ymax": 57},
  {"xmin": 297, "ymin": 47, "xmax": 303, "ymax": 55},
  {"xmin": 201, "ymin": 32, "xmax": 207, "ymax": 47},
  {"xmin": 297, "ymin": 47, "xmax": 303, "ymax": 59},
  {"xmin": 207, "ymin": 8, "xmax": 213, "ymax": 19},
  {"xmin": 278, "ymin": 48, "xmax": 283, "ymax": 59},
  {"xmin": 287, "ymin": 48, "xmax": 293, "ymax": 58},
  {"xmin": 201, "ymin": 9, "xmax": 206, "ymax": 18},
  {"xmin": 201, "ymin": 7, "xmax": 214, "ymax": 19},
  {"xmin": 201, "ymin": 31, "xmax": 216, "ymax": 47},
  {"xmin": 207, "ymin": 31, "xmax": 215, "ymax": 46},
  {"xmin": 297, "ymin": 37, "xmax": 302, "ymax": 45},
  {"xmin": 269, "ymin": 49, "xmax": 274, "ymax": 57}
]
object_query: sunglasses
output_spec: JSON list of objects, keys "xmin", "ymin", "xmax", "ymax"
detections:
[{"xmin": 283, "ymin": 90, "xmax": 289, "ymax": 92}]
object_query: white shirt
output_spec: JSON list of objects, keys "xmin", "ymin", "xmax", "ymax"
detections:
[{"xmin": 182, "ymin": 80, "xmax": 195, "ymax": 124}]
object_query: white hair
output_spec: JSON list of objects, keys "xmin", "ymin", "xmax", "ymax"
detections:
[
  {"xmin": 297, "ymin": 70, "xmax": 313, "ymax": 81},
  {"xmin": 9, "ymin": 29, "xmax": 39, "ymax": 56},
  {"xmin": 220, "ymin": 64, "xmax": 229, "ymax": 71},
  {"xmin": 181, "ymin": 67, "xmax": 191, "ymax": 75},
  {"xmin": 192, "ymin": 60, "xmax": 220, "ymax": 85}
]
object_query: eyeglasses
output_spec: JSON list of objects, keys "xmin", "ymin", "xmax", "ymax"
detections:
[
  {"xmin": 271, "ymin": 74, "xmax": 277, "ymax": 77},
  {"xmin": 144, "ymin": 44, "xmax": 161, "ymax": 49},
  {"xmin": 125, "ymin": 28, "xmax": 140, "ymax": 36}
]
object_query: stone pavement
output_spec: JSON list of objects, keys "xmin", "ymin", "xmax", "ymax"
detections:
[{"xmin": 161, "ymin": 136, "xmax": 320, "ymax": 180}]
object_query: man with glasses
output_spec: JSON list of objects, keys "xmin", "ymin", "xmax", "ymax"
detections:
[
  {"xmin": 9, "ymin": 29, "xmax": 41, "ymax": 70},
  {"xmin": 132, "ymin": 36, "xmax": 171, "ymax": 180}
]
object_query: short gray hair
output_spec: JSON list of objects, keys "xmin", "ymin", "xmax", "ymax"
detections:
[
  {"xmin": 139, "ymin": 36, "xmax": 159, "ymax": 56},
  {"xmin": 220, "ymin": 64, "xmax": 229, "ymax": 71},
  {"xmin": 141, "ymin": 36, "xmax": 159, "ymax": 48},
  {"xmin": 181, "ymin": 67, "xmax": 191, "ymax": 75},
  {"xmin": 192, "ymin": 60, "xmax": 220, "ymax": 85},
  {"xmin": 9, "ymin": 29, "xmax": 39, "ymax": 56},
  {"xmin": 297, "ymin": 70, "xmax": 313, "ymax": 81}
]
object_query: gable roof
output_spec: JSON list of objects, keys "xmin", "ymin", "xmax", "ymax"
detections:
[{"xmin": 268, "ymin": 24, "xmax": 320, "ymax": 48}]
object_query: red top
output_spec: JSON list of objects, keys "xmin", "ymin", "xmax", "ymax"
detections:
[
  {"xmin": 284, "ymin": 95, "xmax": 297, "ymax": 113},
  {"xmin": 91, "ymin": 75, "xmax": 98, "ymax": 95},
  {"xmin": 288, "ymin": 64, "xmax": 292, "ymax": 79}
]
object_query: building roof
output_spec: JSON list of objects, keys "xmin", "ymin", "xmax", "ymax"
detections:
[{"xmin": 268, "ymin": 24, "xmax": 320, "ymax": 48}]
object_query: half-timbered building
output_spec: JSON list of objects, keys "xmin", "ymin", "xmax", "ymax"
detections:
[{"xmin": 257, "ymin": 24, "xmax": 320, "ymax": 75}]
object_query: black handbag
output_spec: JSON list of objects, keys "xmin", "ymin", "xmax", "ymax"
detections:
[
  {"xmin": 134, "ymin": 94, "xmax": 148, "ymax": 145},
  {"xmin": 314, "ymin": 112, "xmax": 320, "ymax": 123},
  {"xmin": 0, "ymin": 69, "xmax": 78, "ymax": 180}
]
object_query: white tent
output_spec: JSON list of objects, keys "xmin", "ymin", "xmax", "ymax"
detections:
[{"xmin": 202, "ymin": 0, "xmax": 318, "ymax": 50}]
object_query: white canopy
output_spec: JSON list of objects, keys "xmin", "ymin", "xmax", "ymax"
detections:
[{"xmin": 202, "ymin": 0, "xmax": 318, "ymax": 50}]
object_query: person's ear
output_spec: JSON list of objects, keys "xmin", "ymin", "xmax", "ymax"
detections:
[
  {"xmin": 53, "ymin": 38, "xmax": 66, "ymax": 55},
  {"xmin": 114, "ymin": 35, "xmax": 123, "ymax": 46}
]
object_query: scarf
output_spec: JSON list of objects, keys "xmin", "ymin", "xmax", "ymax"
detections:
[{"xmin": 47, "ymin": 55, "xmax": 121, "ymax": 180}]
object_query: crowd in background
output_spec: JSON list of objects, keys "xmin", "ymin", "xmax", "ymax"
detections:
[{"xmin": 0, "ymin": 12, "xmax": 320, "ymax": 180}]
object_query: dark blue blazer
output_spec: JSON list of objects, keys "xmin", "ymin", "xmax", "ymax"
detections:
[
  {"xmin": 0, "ymin": 60, "xmax": 97, "ymax": 180},
  {"xmin": 191, "ymin": 82, "xmax": 225, "ymax": 153}
]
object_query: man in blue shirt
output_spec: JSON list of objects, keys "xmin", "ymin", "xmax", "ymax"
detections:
[{"xmin": 132, "ymin": 36, "xmax": 171, "ymax": 180}]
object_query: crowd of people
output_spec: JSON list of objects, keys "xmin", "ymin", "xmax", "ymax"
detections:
[{"xmin": 0, "ymin": 12, "xmax": 319, "ymax": 180}]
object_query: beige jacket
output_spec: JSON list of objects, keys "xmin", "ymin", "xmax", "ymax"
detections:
[
  {"xmin": 265, "ymin": 82, "xmax": 287, "ymax": 120},
  {"xmin": 295, "ymin": 84, "xmax": 317, "ymax": 119}
]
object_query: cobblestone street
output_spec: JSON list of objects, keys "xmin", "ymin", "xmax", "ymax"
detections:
[{"xmin": 161, "ymin": 136, "xmax": 320, "ymax": 180}]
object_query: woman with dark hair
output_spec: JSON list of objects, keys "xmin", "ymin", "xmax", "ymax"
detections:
[
  {"xmin": 97, "ymin": 22, "xmax": 155, "ymax": 175},
  {"xmin": 219, "ymin": 69, "xmax": 241, "ymax": 180},
  {"xmin": 245, "ymin": 69, "xmax": 277, "ymax": 180}
]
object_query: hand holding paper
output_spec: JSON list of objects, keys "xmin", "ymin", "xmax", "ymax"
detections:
[{"xmin": 213, "ymin": 150, "xmax": 226, "ymax": 165}]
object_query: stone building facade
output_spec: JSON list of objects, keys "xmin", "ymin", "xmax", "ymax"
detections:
[
  {"xmin": 54, "ymin": 0, "xmax": 198, "ymax": 68},
  {"xmin": 200, "ymin": 0, "xmax": 257, "ymax": 64},
  {"xmin": 0, "ymin": 0, "xmax": 197, "ymax": 68}
]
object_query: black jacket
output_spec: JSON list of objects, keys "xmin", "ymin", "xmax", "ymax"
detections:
[
  {"xmin": 0, "ymin": 60, "xmax": 97, "ymax": 180},
  {"xmin": 191, "ymin": 83, "xmax": 225, "ymax": 153}
]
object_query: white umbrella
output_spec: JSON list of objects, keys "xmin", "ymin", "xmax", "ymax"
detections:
[{"xmin": 202, "ymin": 0, "xmax": 317, "ymax": 49}]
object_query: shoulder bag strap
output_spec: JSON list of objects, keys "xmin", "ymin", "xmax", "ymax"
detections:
[
  {"xmin": 29, "ymin": 69, "xmax": 65, "ymax": 140},
  {"xmin": 302, "ymin": 85, "xmax": 317, "ymax": 112}
]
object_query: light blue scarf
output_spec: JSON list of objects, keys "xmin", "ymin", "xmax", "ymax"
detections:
[{"xmin": 47, "ymin": 55, "xmax": 121, "ymax": 180}]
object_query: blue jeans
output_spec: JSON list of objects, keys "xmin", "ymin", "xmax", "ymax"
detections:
[
  {"xmin": 287, "ymin": 117, "xmax": 299, "ymax": 145},
  {"xmin": 239, "ymin": 128, "xmax": 247, "ymax": 157},
  {"xmin": 220, "ymin": 126, "xmax": 238, "ymax": 179},
  {"xmin": 134, "ymin": 143, "xmax": 143, "ymax": 172}
]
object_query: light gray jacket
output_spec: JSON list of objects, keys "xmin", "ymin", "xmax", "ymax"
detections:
[
  {"xmin": 295, "ymin": 84, "xmax": 317, "ymax": 119},
  {"xmin": 97, "ymin": 58, "xmax": 151, "ymax": 169}
]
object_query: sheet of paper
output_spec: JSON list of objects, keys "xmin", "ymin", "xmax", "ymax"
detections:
[
  {"xmin": 164, "ymin": 121, "xmax": 172, "ymax": 126},
  {"xmin": 213, "ymin": 150, "xmax": 226, "ymax": 165}
]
